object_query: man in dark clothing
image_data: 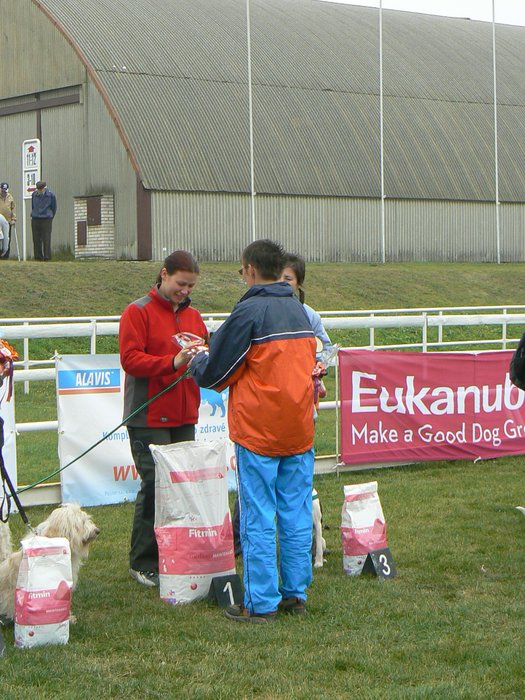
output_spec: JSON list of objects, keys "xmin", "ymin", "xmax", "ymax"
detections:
[{"xmin": 31, "ymin": 181, "xmax": 57, "ymax": 261}]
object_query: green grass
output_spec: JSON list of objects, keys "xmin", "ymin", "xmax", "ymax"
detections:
[
  {"xmin": 2, "ymin": 260, "xmax": 525, "ymax": 697},
  {"xmin": 2, "ymin": 259, "xmax": 525, "ymax": 318},
  {"xmin": 2, "ymin": 459, "xmax": 525, "ymax": 698}
]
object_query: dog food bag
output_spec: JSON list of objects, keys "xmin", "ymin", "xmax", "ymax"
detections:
[
  {"xmin": 14, "ymin": 535, "xmax": 72, "ymax": 648},
  {"xmin": 151, "ymin": 439, "xmax": 235, "ymax": 605},
  {"xmin": 341, "ymin": 481, "xmax": 388, "ymax": 576}
]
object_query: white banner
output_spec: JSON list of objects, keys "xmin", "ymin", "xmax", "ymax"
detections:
[
  {"xmin": 197, "ymin": 387, "xmax": 236, "ymax": 491},
  {"xmin": 0, "ymin": 384, "xmax": 17, "ymax": 511},
  {"xmin": 56, "ymin": 355, "xmax": 236, "ymax": 506},
  {"xmin": 57, "ymin": 355, "xmax": 137, "ymax": 506}
]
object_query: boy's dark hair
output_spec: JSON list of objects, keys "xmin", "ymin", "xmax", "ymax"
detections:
[
  {"xmin": 156, "ymin": 250, "xmax": 200, "ymax": 284},
  {"xmin": 283, "ymin": 253, "xmax": 306, "ymax": 304},
  {"xmin": 242, "ymin": 239, "xmax": 285, "ymax": 281}
]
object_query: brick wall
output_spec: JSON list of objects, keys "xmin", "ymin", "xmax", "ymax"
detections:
[{"xmin": 74, "ymin": 195, "xmax": 115, "ymax": 258}]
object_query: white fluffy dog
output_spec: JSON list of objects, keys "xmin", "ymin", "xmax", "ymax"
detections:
[
  {"xmin": 312, "ymin": 488, "xmax": 326, "ymax": 568},
  {"xmin": 0, "ymin": 503, "xmax": 100, "ymax": 622}
]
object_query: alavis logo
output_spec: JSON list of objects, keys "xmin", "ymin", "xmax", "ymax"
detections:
[{"xmin": 58, "ymin": 368, "xmax": 121, "ymax": 394}]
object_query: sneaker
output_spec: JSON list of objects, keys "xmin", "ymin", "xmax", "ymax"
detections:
[
  {"xmin": 129, "ymin": 568, "xmax": 159, "ymax": 588},
  {"xmin": 278, "ymin": 596, "xmax": 307, "ymax": 615},
  {"xmin": 224, "ymin": 604, "xmax": 277, "ymax": 624}
]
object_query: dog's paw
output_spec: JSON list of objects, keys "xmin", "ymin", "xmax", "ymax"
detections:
[
  {"xmin": 313, "ymin": 560, "xmax": 324, "ymax": 569},
  {"xmin": 69, "ymin": 613, "xmax": 77, "ymax": 625}
]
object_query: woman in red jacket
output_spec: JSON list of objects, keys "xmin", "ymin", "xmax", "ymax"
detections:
[{"xmin": 119, "ymin": 250, "xmax": 208, "ymax": 587}]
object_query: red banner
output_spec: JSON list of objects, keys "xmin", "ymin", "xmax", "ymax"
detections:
[{"xmin": 339, "ymin": 349, "xmax": 525, "ymax": 465}]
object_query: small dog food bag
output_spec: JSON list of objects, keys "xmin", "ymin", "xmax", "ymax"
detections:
[
  {"xmin": 341, "ymin": 481, "xmax": 388, "ymax": 576},
  {"xmin": 14, "ymin": 535, "xmax": 72, "ymax": 648},
  {"xmin": 151, "ymin": 439, "xmax": 235, "ymax": 605}
]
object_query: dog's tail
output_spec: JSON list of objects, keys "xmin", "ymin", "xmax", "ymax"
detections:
[
  {"xmin": 515, "ymin": 506, "xmax": 525, "ymax": 516},
  {"xmin": 0, "ymin": 519, "xmax": 13, "ymax": 563}
]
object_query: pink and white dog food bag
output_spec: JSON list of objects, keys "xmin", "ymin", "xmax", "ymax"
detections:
[
  {"xmin": 341, "ymin": 481, "xmax": 388, "ymax": 576},
  {"xmin": 14, "ymin": 535, "xmax": 72, "ymax": 648},
  {"xmin": 151, "ymin": 439, "xmax": 235, "ymax": 604}
]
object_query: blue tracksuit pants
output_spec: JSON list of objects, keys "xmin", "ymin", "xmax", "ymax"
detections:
[{"xmin": 235, "ymin": 443, "xmax": 314, "ymax": 614}]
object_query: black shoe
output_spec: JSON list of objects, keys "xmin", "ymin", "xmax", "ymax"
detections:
[
  {"xmin": 278, "ymin": 596, "xmax": 307, "ymax": 615},
  {"xmin": 224, "ymin": 604, "xmax": 277, "ymax": 624}
]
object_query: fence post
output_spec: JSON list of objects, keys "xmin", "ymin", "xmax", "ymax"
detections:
[
  {"xmin": 90, "ymin": 320, "xmax": 97, "ymax": 354},
  {"xmin": 23, "ymin": 321, "xmax": 29, "ymax": 394},
  {"xmin": 422, "ymin": 312, "xmax": 428, "ymax": 351}
]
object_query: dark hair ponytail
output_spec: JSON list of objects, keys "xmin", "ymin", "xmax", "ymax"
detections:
[{"xmin": 156, "ymin": 250, "xmax": 200, "ymax": 285}]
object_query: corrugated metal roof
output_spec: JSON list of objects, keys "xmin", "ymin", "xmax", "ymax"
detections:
[
  {"xmin": 32, "ymin": 0, "xmax": 525, "ymax": 200},
  {"xmin": 99, "ymin": 72, "xmax": 252, "ymax": 192},
  {"xmin": 384, "ymin": 97, "xmax": 497, "ymax": 201}
]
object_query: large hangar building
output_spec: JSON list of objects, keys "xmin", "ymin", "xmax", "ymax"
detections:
[{"xmin": 0, "ymin": 0, "xmax": 524, "ymax": 262}]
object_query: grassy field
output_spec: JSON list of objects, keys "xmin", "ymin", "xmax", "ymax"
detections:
[
  {"xmin": 3, "ymin": 258, "xmax": 525, "ymax": 317},
  {"xmin": 1, "ymin": 260, "xmax": 525, "ymax": 697},
  {"xmin": 2, "ymin": 459, "xmax": 525, "ymax": 698}
]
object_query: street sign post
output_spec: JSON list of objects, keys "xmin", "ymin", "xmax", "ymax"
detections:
[
  {"xmin": 22, "ymin": 138, "xmax": 41, "ymax": 260},
  {"xmin": 23, "ymin": 139, "xmax": 40, "ymax": 199}
]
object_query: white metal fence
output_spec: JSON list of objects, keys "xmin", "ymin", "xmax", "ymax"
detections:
[
  {"xmin": 2, "ymin": 306, "xmax": 524, "ymax": 504},
  {"xmin": 3, "ymin": 304, "xmax": 524, "ymax": 406},
  {"xmin": 3, "ymin": 305, "xmax": 525, "ymax": 381}
]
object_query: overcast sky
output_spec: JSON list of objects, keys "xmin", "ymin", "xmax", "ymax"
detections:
[{"xmin": 317, "ymin": 1, "xmax": 525, "ymax": 26}]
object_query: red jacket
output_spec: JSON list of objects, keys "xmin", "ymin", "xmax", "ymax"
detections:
[{"xmin": 119, "ymin": 287, "xmax": 207, "ymax": 428}]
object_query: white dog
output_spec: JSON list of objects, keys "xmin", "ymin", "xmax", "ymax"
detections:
[
  {"xmin": 0, "ymin": 503, "xmax": 100, "ymax": 622},
  {"xmin": 312, "ymin": 488, "xmax": 327, "ymax": 568}
]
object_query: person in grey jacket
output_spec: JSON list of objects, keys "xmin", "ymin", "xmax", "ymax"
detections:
[{"xmin": 31, "ymin": 181, "xmax": 57, "ymax": 261}]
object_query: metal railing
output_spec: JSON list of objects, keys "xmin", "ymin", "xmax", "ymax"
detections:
[
  {"xmin": 319, "ymin": 305, "xmax": 525, "ymax": 351},
  {"xmin": 2, "ymin": 305, "xmax": 524, "ymax": 504},
  {"xmin": 2, "ymin": 304, "xmax": 523, "ymax": 434},
  {"xmin": 2, "ymin": 306, "xmax": 524, "ymax": 384}
]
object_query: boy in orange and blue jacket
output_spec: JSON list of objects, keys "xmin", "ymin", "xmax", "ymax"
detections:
[{"xmin": 191, "ymin": 239, "xmax": 316, "ymax": 622}]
